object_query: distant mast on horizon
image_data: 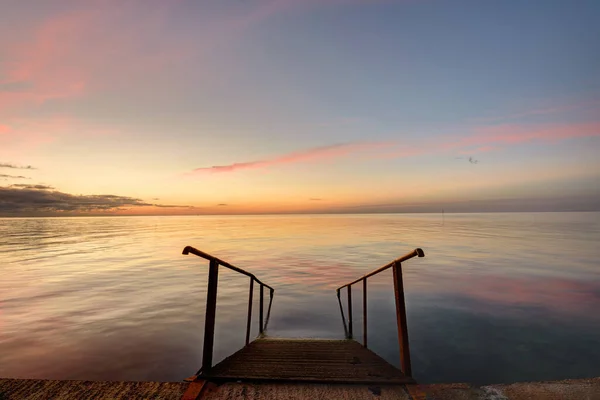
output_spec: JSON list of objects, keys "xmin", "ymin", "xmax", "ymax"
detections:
[{"xmin": 442, "ymin": 208, "xmax": 444, "ymax": 226}]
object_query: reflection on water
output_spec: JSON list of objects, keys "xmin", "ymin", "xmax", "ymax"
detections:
[{"xmin": 1, "ymin": 213, "xmax": 599, "ymax": 384}]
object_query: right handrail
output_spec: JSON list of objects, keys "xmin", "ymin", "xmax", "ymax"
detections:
[
  {"xmin": 182, "ymin": 246, "xmax": 275, "ymax": 375},
  {"xmin": 336, "ymin": 248, "xmax": 424, "ymax": 378},
  {"xmin": 336, "ymin": 248, "xmax": 424, "ymax": 291}
]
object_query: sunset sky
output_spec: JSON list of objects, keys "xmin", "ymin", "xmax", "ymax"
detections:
[{"xmin": 1, "ymin": 0, "xmax": 599, "ymax": 215}]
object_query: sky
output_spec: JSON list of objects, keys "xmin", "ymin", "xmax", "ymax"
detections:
[{"xmin": 1, "ymin": 0, "xmax": 599, "ymax": 216}]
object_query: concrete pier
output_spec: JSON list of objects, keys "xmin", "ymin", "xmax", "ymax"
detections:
[
  {"xmin": 2, "ymin": 377, "xmax": 600, "ymax": 399},
  {"xmin": 0, "ymin": 379, "xmax": 189, "ymax": 399}
]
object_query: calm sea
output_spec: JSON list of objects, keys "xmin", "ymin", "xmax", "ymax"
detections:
[{"xmin": 1, "ymin": 213, "xmax": 599, "ymax": 384}]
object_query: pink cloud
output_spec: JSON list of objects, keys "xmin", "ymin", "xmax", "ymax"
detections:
[
  {"xmin": 0, "ymin": 1, "xmax": 201, "ymax": 153},
  {"xmin": 0, "ymin": 125, "xmax": 11, "ymax": 135},
  {"xmin": 0, "ymin": 10, "xmax": 89, "ymax": 111},
  {"xmin": 0, "ymin": 0, "xmax": 387, "ymax": 110},
  {"xmin": 0, "ymin": 0, "xmax": 393, "ymax": 117},
  {"xmin": 0, "ymin": 0, "xmax": 204, "ymax": 113},
  {"xmin": 1, "ymin": 0, "xmax": 326, "ymax": 152},
  {"xmin": 471, "ymin": 98, "xmax": 600, "ymax": 123},
  {"xmin": 193, "ymin": 121, "xmax": 600, "ymax": 174},
  {"xmin": 455, "ymin": 122, "xmax": 600, "ymax": 149},
  {"xmin": 381, "ymin": 121, "xmax": 600, "ymax": 160},
  {"xmin": 191, "ymin": 142, "xmax": 390, "ymax": 174},
  {"xmin": 0, "ymin": 0, "xmax": 344, "ymax": 118}
]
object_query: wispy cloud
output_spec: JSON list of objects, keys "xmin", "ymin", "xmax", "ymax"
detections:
[
  {"xmin": 0, "ymin": 185, "xmax": 194, "ymax": 215},
  {"xmin": 0, "ymin": 0, "xmax": 325, "ymax": 151},
  {"xmin": 9, "ymin": 184, "xmax": 53, "ymax": 190},
  {"xmin": 0, "ymin": 0, "xmax": 331, "ymax": 114},
  {"xmin": 309, "ymin": 198, "xmax": 323, "ymax": 201},
  {"xmin": 153, "ymin": 204, "xmax": 196, "ymax": 208},
  {"xmin": 384, "ymin": 121, "xmax": 600, "ymax": 159},
  {"xmin": 0, "ymin": 0, "xmax": 239, "ymax": 128},
  {"xmin": 0, "ymin": 9, "xmax": 87, "ymax": 111},
  {"xmin": 0, "ymin": 174, "xmax": 30, "ymax": 179},
  {"xmin": 190, "ymin": 121, "xmax": 600, "ymax": 175},
  {"xmin": 450, "ymin": 122, "xmax": 600, "ymax": 151},
  {"xmin": 0, "ymin": 162, "xmax": 36, "ymax": 169},
  {"xmin": 472, "ymin": 99, "xmax": 600, "ymax": 123},
  {"xmin": 191, "ymin": 142, "xmax": 389, "ymax": 174}
]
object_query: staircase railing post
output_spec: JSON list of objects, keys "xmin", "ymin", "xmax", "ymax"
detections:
[
  {"xmin": 245, "ymin": 278, "xmax": 254, "ymax": 345},
  {"xmin": 347, "ymin": 285, "xmax": 353, "ymax": 338},
  {"xmin": 259, "ymin": 284, "xmax": 264, "ymax": 334},
  {"xmin": 264, "ymin": 288, "xmax": 274, "ymax": 331},
  {"xmin": 337, "ymin": 289, "xmax": 349, "ymax": 338},
  {"xmin": 392, "ymin": 261, "xmax": 412, "ymax": 377},
  {"xmin": 363, "ymin": 278, "xmax": 367, "ymax": 347},
  {"xmin": 202, "ymin": 259, "xmax": 219, "ymax": 373}
]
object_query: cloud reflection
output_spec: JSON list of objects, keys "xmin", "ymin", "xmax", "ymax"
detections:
[{"xmin": 425, "ymin": 273, "xmax": 600, "ymax": 317}]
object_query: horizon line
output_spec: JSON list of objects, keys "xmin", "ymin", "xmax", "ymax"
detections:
[{"xmin": 1, "ymin": 209, "xmax": 598, "ymax": 218}]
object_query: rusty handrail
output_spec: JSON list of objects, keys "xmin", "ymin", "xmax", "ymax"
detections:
[
  {"xmin": 182, "ymin": 245, "xmax": 275, "ymax": 375},
  {"xmin": 336, "ymin": 248, "xmax": 424, "ymax": 291},
  {"xmin": 335, "ymin": 247, "xmax": 425, "ymax": 378},
  {"xmin": 182, "ymin": 246, "xmax": 274, "ymax": 291}
]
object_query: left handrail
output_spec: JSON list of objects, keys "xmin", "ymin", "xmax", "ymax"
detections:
[
  {"xmin": 183, "ymin": 246, "xmax": 274, "ymax": 291},
  {"xmin": 182, "ymin": 246, "xmax": 274, "ymax": 375}
]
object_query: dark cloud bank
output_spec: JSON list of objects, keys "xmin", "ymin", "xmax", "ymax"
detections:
[{"xmin": 0, "ymin": 186, "xmax": 192, "ymax": 216}]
